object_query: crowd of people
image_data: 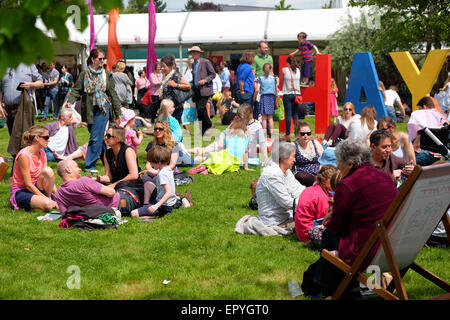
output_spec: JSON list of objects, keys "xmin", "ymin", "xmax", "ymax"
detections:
[{"xmin": 1, "ymin": 37, "xmax": 449, "ymax": 300}]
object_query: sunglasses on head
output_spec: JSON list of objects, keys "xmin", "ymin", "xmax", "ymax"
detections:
[
  {"xmin": 40, "ymin": 135, "xmax": 50, "ymax": 141},
  {"xmin": 300, "ymin": 132, "xmax": 312, "ymax": 136},
  {"xmin": 104, "ymin": 133, "xmax": 114, "ymax": 139},
  {"xmin": 154, "ymin": 127, "xmax": 164, "ymax": 132}
]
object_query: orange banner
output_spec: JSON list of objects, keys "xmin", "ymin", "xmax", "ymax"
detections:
[{"xmin": 106, "ymin": 9, "xmax": 121, "ymax": 72}]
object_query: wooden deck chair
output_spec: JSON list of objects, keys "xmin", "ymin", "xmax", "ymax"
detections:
[{"xmin": 321, "ymin": 163, "xmax": 450, "ymax": 300}]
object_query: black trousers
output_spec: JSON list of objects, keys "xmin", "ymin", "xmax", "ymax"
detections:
[{"xmin": 193, "ymin": 87, "xmax": 212, "ymax": 135}]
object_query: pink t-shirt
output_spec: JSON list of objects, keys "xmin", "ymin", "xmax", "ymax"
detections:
[
  {"xmin": 135, "ymin": 77, "xmax": 149, "ymax": 90},
  {"xmin": 295, "ymin": 183, "xmax": 330, "ymax": 242},
  {"xmin": 55, "ymin": 176, "xmax": 120, "ymax": 213},
  {"xmin": 150, "ymin": 72, "xmax": 163, "ymax": 96},
  {"xmin": 125, "ymin": 128, "xmax": 141, "ymax": 153},
  {"xmin": 12, "ymin": 147, "xmax": 47, "ymax": 187}
]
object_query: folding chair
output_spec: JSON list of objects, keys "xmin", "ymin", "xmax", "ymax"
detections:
[{"xmin": 321, "ymin": 163, "xmax": 450, "ymax": 300}]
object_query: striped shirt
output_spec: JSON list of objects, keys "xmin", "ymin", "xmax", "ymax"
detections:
[{"xmin": 298, "ymin": 40, "xmax": 314, "ymax": 62}]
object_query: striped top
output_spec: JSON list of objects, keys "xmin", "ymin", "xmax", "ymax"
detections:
[{"xmin": 298, "ymin": 40, "xmax": 315, "ymax": 62}]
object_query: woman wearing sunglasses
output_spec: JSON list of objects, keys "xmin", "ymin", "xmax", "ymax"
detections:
[
  {"xmin": 95, "ymin": 125, "xmax": 139, "ymax": 190},
  {"xmin": 143, "ymin": 121, "xmax": 193, "ymax": 178},
  {"xmin": 323, "ymin": 102, "xmax": 359, "ymax": 147},
  {"xmin": 66, "ymin": 48, "xmax": 122, "ymax": 172},
  {"xmin": 9, "ymin": 125, "xmax": 58, "ymax": 212},
  {"xmin": 292, "ymin": 120, "xmax": 324, "ymax": 187}
]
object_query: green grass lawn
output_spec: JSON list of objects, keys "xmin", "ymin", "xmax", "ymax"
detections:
[{"xmin": 0, "ymin": 115, "xmax": 448, "ymax": 300}]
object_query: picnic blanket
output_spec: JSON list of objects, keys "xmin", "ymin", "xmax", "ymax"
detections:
[{"xmin": 234, "ymin": 215, "xmax": 293, "ymax": 236}]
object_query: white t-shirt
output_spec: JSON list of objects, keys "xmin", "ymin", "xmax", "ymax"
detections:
[
  {"xmin": 385, "ymin": 89, "xmax": 401, "ymax": 107},
  {"xmin": 155, "ymin": 166, "xmax": 177, "ymax": 207},
  {"xmin": 348, "ymin": 118, "xmax": 377, "ymax": 142},
  {"xmin": 47, "ymin": 125, "xmax": 69, "ymax": 154},
  {"xmin": 281, "ymin": 67, "xmax": 301, "ymax": 95}
]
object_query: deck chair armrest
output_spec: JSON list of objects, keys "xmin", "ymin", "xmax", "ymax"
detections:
[{"xmin": 321, "ymin": 249, "xmax": 351, "ymax": 273}]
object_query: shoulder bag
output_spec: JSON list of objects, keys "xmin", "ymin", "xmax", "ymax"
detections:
[{"xmin": 289, "ymin": 68, "xmax": 303, "ymax": 105}]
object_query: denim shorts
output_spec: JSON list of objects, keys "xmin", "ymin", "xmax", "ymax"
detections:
[{"xmin": 15, "ymin": 185, "xmax": 46, "ymax": 211}]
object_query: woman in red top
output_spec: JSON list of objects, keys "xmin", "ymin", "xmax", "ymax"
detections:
[
  {"xmin": 9, "ymin": 125, "xmax": 58, "ymax": 211},
  {"xmin": 303, "ymin": 138, "xmax": 397, "ymax": 298}
]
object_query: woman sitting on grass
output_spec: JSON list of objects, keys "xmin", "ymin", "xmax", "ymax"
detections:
[
  {"xmin": 323, "ymin": 102, "xmax": 359, "ymax": 147},
  {"xmin": 256, "ymin": 140, "xmax": 298, "ymax": 229},
  {"xmin": 377, "ymin": 116, "xmax": 416, "ymax": 165},
  {"xmin": 144, "ymin": 120, "xmax": 193, "ymax": 178},
  {"xmin": 95, "ymin": 125, "xmax": 139, "ymax": 189},
  {"xmin": 9, "ymin": 125, "xmax": 58, "ymax": 212},
  {"xmin": 188, "ymin": 117, "xmax": 253, "ymax": 175},
  {"xmin": 292, "ymin": 120, "xmax": 324, "ymax": 187}
]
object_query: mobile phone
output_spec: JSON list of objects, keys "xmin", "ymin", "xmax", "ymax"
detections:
[{"xmin": 16, "ymin": 82, "xmax": 24, "ymax": 91}]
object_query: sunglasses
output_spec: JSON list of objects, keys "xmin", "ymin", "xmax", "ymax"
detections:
[
  {"xmin": 97, "ymin": 57, "xmax": 105, "ymax": 61},
  {"xmin": 40, "ymin": 135, "xmax": 50, "ymax": 141},
  {"xmin": 344, "ymin": 108, "xmax": 352, "ymax": 111},
  {"xmin": 154, "ymin": 127, "xmax": 164, "ymax": 132},
  {"xmin": 104, "ymin": 133, "xmax": 115, "ymax": 139},
  {"xmin": 300, "ymin": 132, "xmax": 312, "ymax": 136}
]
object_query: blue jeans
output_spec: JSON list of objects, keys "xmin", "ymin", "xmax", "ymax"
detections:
[
  {"xmin": 85, "ymin": 105, "xmax": 110, "ymax": 170},
  {"xmin": 43, "ymin": 88, "xmax": 59, "ymax": 118},
  {"xmin": 236, "ymin": 91, "xmax": 253, "ymax": 106},
  {"xmin": 283, "ymin": 94, "xmax": 299, "ymax": 135},
  {"xmin": 386, "ymin": 105, "xmax": 397, "ymax": 122},
  {"xmin": 43, "ymin": 147, "xmax": 56, "ymax": 162}
]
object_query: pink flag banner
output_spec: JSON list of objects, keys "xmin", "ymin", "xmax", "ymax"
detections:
[
  {"xmin": 146, "ymin": 0, "xmax": 157, "ymax": 80},
  {"xmin": 89, "ymin": 0, "xmax": 95, "ymax": 51}
]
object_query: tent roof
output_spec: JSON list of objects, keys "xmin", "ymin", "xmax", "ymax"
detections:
[{"xmin": 83, "ymin": 8, "xmax": 362, "ymax": 47}]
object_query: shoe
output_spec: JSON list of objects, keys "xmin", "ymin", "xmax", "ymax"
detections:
[
  {"xmin": 281, "ymin": 134, "xmax": 291, "ymax": 141},
  {"xmin": 184, "ymin": 189, "xmax": 193, "ymax": 206},
  {"xmin": 181, "ymin": 198, "xmax": 191, "ymax": 208},
  {"xmin": 188, "ymin": 165, "xmax": 206, "ymax": 174},
  {"xmin": 200, "ymin": 169, "xmax": 209, "ymax": 175}
]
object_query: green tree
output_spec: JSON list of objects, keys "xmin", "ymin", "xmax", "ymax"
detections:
[
  {"xmin": 323, "ymin": 12, "xmax": 412, "ymax": 101},
  {"xmin": 275, "ymin": 0, "xmax": 293, "ymax": 10},
  {"xmin": 348, "ymin": 0, "xmax": 450, "ymax": 54},
  {"xmin": 322, "ymin": 0, "xmax": 333, "ymax": 9},
  {"xmin": 0, "ymin": 0, "xmax": 122, "ymax": 77},
  {"xmin": 124, "ymin": 0, "xmax": 166, "ymax": 13},
  {"xmin": 154, "ymin": 0, "xmax": 167, "ymax": 13},
  {"xmin": 184, "ymin": 0, "xmax": 199, "ymax": 11}
]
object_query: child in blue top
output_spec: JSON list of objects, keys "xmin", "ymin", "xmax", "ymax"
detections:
[
  {"xmin": 289, "ymin": 32, "xmax": 320, "ymax": 85},
  {"xmin": 159, "ymin": 99, "xmax": 182, "ymax": 143},
  {"xmin": 255, "ymin": 63, "xmax": 277, "ymax": 139}
]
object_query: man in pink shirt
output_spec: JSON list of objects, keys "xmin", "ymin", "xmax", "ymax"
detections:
[{"xmin": 55, "ymin": 159, "xmax": 120, "ymax": 213}]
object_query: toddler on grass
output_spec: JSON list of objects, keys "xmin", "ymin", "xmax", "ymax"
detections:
[{"xmin": 131, "ymin": 145, "xmax": 177, "ymax": 218}]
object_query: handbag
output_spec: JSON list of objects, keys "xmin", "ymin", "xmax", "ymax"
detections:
[
  {"xmin": 170, "ymin": 86, "xmax": 194, "ymax": 105},
  {"xmin": 289, "ymin": 68, "xmax": 303, "ymax": 105},
  {"xmin": 273, "ymin": 97, "xmax": 285, "ymax": 121}
]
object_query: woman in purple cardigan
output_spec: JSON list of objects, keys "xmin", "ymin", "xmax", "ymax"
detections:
[
  {"xmin": 303, "ymin": 138, "xmax": 398, "ymax": 299},
  {"xmin": 43, "ymin": 108, "xmax": 78, "ymax": 162}
]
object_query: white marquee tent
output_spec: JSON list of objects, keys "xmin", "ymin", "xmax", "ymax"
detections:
[{"xmin": 83, "ymin": 8, "xmax": 363, "ymax": 46}]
